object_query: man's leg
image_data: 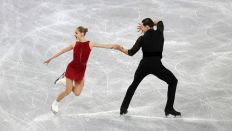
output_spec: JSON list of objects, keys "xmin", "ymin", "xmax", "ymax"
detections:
[
  {"xmin": 120, "ymin": 62, "xmax": 148, "ymax": 115},
  {"xmin": 152, "ymin": 63, "xmax": 180, "ymax": 116}
]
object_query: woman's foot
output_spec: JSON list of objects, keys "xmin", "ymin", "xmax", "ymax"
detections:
[
  {"xmin": 51, "ymin": 100, "xmax": 59, "ymax": 114},
  {"xmin": 165, "ymin": 108, "xmax": 181, "ymax": 117},
  {"xmin": 55, "ymin": 77, "xmax": 66, "ymax": 85},
  {"xmin": 54, "ymin": 72, "xmax": 65, "ymax": 85}
]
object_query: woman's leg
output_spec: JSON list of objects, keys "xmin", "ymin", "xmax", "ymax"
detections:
[
  {"xmin": 73, "ymin": 79, "xmax": 85, "ymax": 96},
  {"xmin": 56, "ymin": 77, "xmax": 74, "ymax": 102},
  {"xmin": 51, "ymin": 77, "xmax": 74, "ymax": 113}
]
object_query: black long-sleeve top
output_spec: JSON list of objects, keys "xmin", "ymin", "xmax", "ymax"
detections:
[{"xmin": 128, "ymin": 21, "xmax": 164, "ymax": 58}]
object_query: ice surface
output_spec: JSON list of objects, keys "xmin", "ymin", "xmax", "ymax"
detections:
[{"xmin": 0, "ymin": 0, "xmax": 232, "ymax": 131}]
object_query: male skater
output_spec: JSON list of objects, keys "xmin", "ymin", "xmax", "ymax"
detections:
[{"xmin": 118, "ymin": 18, "xmax": 181, "ymax": 117}]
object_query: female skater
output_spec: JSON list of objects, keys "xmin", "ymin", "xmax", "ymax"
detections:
[
  {"xmin": 44, "ymin": 26, "xmax": 120, "ymax": 113},
  {"xmin": 118, "ymin": 18, "xmax": 181, "ymax": 117}
]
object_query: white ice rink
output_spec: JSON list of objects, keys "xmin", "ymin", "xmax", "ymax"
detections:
[{"xmin": 0, "ymin": 0, "xmax": 232, "ymax": 131}]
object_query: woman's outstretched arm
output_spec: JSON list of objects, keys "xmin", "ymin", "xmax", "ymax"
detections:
[
  {"xmin": 44, "ymin": 43, "xmax": 75, "ymax": 64},
  {"xmin": 89, "ymin": 42, "xmax": 121, "ymax": 50}
]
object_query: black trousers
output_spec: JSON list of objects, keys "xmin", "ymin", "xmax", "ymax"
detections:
[{"xmin": 120, "ymin": 57, "xmax": 178, "ymax": 111}]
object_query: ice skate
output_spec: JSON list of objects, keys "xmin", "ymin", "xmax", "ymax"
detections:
[
  {"xmin": 55, "ymin": 77, "xmax": 66, "ymax": 85},
  {"xmin": 51, "ymin": 100, "xmax": 59, "ymax": 114},
  {"xmin": 120, "ymin": 109, "xmax": 128, "ymax": 115},
  {"xmin": 165, "ymin": 108, "xmax": 181, "ymax": 117},
  {"xmin": 54, "ymin": 72, "xmax": 65, "ymax": 85}
]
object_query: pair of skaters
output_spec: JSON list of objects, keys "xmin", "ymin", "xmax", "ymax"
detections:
[{"xmin": 44, "ymin": 18, "xmax": 181, "ymax": 117}]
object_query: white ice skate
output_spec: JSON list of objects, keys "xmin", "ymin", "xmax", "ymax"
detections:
[
  {"xmin": 55, "ymin": 77, "xmax": 66, "ymax": 85},
  {"xmin": 51, "ymin": 101, "xmax": 59, "ymax": 114},
  {"xmin": 54, "ymin": 72, "xmax": 66, "ymax": 85}
]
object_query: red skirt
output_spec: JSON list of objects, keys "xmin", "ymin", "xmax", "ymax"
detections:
[{"xmin": 65, "ymin": 61, "xmax": 87, "ymax": 83}]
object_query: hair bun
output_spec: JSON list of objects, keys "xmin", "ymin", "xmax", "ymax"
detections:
[{"xmin": 77, "ymin": 26, "xmax": 88, "ymax": 35}]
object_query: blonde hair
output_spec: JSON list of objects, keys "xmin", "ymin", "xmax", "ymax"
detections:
[{"xmin": 76, "ymin": 26, "xmax": 88, "ymax": 36}]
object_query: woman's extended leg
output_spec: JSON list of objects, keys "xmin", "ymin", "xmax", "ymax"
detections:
[
  {"xmin": 56, "ymin": 77, "xmax": 74, "ymax": 102},
  {"xmin": 51, "ymin": 77, "xmax": 74, "ymax": 113}
]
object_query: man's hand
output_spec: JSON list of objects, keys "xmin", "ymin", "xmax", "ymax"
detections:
[
  {"xmin": 118, "ymin": 45, "xmax": 124, "ymax": 52},
  {"xmin": 137, "ymin": 23, "xmax": 143, "ymax": 33},
  {"xmin": 153, "ymin": 20, "xmax": 160, "ymax": 25}
]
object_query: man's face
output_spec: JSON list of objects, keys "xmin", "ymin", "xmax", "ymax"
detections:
[{"xmin": 141, "ymin": 23, "xmax": 149, "ymax": 32}]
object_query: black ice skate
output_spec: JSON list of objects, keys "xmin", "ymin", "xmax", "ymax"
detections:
[
  {"xmin": 165, "ymin": 108, "xmax": 181, "ymax": 117},
  {"xmin": 120, "ymin": 109, "xmax": 128, "ymax": 115}
]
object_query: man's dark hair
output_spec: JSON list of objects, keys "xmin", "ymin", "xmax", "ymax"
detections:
[{"xmin": 142, "ymin": 18, "xmax": 155, "ymax": 28}]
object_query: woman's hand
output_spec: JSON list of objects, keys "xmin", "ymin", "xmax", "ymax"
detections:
[
  {"xmin": 43, "ymin": 43, "xmax": 74, "ymax": 65},
  {"xmin": 118, "ymin": 45, "xmax": 124, "ymax": 52},
  {"xmin": 113, "ymin": 44, "xmax": 125, "ymax": 52},
  {"xmin": 43, "ymin": 58, "xmax": 52, "ymax": 65},
  {"xmin": 111, "ymin": 44, "xmax": 121, "ymax": 50},
  {"xmin": 117, "ymin": 45, "xmax": 128, "ymax": 55}
]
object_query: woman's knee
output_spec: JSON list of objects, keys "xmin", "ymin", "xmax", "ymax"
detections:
[
  {"xmin": 73, "ymin": 91, "xmax": 81, "ymax": 96},
  {"xmin": 73, "ymin": 84, "xmax": 84, "ymax": 96}
]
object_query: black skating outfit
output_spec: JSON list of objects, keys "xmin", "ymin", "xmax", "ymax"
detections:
[{"xmin": 120, "ymin": 21, "xmax": 180, "ymax": 116}]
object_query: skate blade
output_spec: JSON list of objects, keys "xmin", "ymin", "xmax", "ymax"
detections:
[
  {"xmin": 54, "ymin": 72, "xmax": 65, "ymax": 85},
  {"xmin": 165, "ymin": 114, "xmax": 182, "ymax": 118},
  {"xmin": 56, "ymin": 78, "xmax": 66, "ymax": 85}
]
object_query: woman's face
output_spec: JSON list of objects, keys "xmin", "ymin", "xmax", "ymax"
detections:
[{"xmin": 74, "ymin": 30, "xmax": 84, "ymax": 39}]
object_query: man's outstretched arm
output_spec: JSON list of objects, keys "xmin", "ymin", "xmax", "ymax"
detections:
[{"xmin": 119, "ymin": 36, "xmax": 143, "ymax": 56}]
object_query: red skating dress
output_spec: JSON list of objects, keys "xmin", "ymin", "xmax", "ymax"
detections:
[{"xmin": 65, "ymin": 41, "xmax": 91, "ymax": 82}]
